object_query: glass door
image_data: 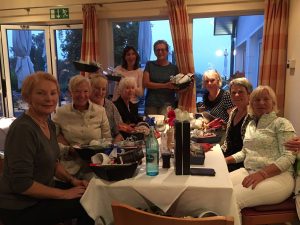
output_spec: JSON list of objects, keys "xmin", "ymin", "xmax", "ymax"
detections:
[{"xmin": 1, "ymin": 25, "xmax": 52, "ymax": 117}]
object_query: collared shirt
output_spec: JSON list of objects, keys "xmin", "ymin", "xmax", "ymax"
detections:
[
  {"xmin": 232, "ymin": 111, "xmax": 296, "ymax": 172},
  {"xmin": 52, "ymin": 100, "xmax": 111, "ymax": 145}
]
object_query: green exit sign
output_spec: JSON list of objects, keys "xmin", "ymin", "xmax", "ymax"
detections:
[{"xmin": 50, "ymin": 8, "xmax": 69, "ymax": 19}]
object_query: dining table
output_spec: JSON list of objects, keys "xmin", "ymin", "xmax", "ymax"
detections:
[{"xmin": 80, "ymin": 144, "xmax": 241, "ymax": 225}]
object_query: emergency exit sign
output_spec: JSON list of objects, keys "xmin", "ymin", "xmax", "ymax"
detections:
[{"xmin": 50, "ymin": 8, "xmax": 69, "ymax": 19}]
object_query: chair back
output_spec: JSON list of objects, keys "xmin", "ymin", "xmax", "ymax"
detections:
[{"xmin": 111, "ymin": 201, "xmax": 234, "ymax": 225}]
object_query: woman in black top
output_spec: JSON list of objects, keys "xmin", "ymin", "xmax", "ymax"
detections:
[
  {"xmin": 0, "ymin": 72, "xmax": 94, "ymax": 225},
  {"xmin": 221, "ymin": 77, "xmax": 253, "ymax": 172},
  {"xmin": 202, "ymin": 70, "xmax": 234, "ymax": 122}
]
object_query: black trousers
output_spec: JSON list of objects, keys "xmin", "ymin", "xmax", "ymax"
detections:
[{"xmin": 0, "ymin": 182, "xmax": 94, "ymax": 225}]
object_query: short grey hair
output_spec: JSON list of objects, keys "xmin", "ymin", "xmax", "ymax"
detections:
[
  {"xmin": 118, "ymin": 77, "xmax": 136, "ymax": 94},
  {"xmin": 248, "ymin": 85, "xmax": 278, "ymax": 115},
  {"xmin": 89, "ymin": 74, "xmax": 108, "ymax": 88},
  {"xmin": 229, "ymin": 77, "xmax": 253, "ymax": 94},
  {"xmin": 202, "ymin": 70, "xmax": 222, "ymax": 88},
  {"xmin": 68, "ymin": 74, "xmax": 91, "ymax": 93}
]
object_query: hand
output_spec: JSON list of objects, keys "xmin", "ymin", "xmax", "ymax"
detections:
[
  {"xmin": 61, "ymin": 186, "xmax": 87, "ymax": 199},
  {"xmin": 242, "ymin": 172, "xmax": 265, "ymax": 189},
  {"xmin": 71, "ymin": 177, "xmax": 89, "ymax": 188},
  {"xmin": 165, "ymin": 82, "xmax": 177, "ymax": 90},
  {"xmin": 284, "ymin": 137, "xmax": 300, "ymax": 153}
]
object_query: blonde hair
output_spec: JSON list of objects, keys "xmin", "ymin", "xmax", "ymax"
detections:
[
  {"xmin": 202, "ymin": 70, "xmax": 222, "ymax": 88},
  {"xmin": 248, "ymin": 85, "xmax": 278, "ymax": 116},
  {"xmin": 89, "ymin": 74, "xmax": 108, "ymax": 88},
  {"xmin": 21, "ymin": 71, "xmax": 60, "ymax": 103},
  {"xmin": 68, "ymin": 75, "xmax": 91, "ymax": 93}
]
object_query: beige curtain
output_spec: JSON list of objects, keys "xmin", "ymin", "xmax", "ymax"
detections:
[
  {"xmin": 259, "ymin": 0, "xmax": 289, "ymax": 116},
  {"xmin": 166, "ymin": 0, "xmax": 196, "ymax": 113},
  {"xmin": 81, "ymin": 4, "xmax": 99, "ymax": 76}
]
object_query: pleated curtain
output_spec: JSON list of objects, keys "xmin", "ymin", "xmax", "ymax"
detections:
[
  {"xmin": 166, "ymin": 0, "xmax": 197, "ymax": 113},
  {"xmin": 259, "ymin": 0, "xmax": 289, "ymax": 116}
]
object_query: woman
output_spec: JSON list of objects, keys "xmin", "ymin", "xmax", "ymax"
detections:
[
  {"xmin": 52, "ymin": 75, "xmax": 111, "ymax": 176},
  {"xmin": 112, "ymin": 46, "xmax": 144, "ymax": 106},
  {"xmin": 0, "ymin": 72, "xmax": 94, "ymax": 225},
  {"xmin": 221, "ymin": 78, "xmax": 253, "ymax": 172},
  {"xmin": 90, "ymin": 74, "xmax": 124, "ymax": 143},
  {"xmin": 202, "ymin": 69, "xmax": 234, "ymax": 122},
  {"xmin": 143, "ymin": 40, "xmax": 179, "ymax": 115},
  {"xmin": 113, "ymin": 77, "xmax": 142, "ymax": 125},
  {"xmin": 226, "ymin": 85, "xmax": 296, "ymax": 210}
]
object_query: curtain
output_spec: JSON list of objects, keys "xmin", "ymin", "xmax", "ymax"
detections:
[
  {"xmin": 81, "ymin": 4, "xmax": 99, "ymax": 76},
  {"xmin": 166, "ymin": 0, "xmax": 196, "ymax": 113},
  {"xmin": 12, "ymin": 30, "xmax": 35, "ymax": 89},
  {"xmin": 138, "ymin": 21, "xmax": 152, "ymax": 66},
  {"xmin": 259, "ymin": 0, "xmax": 289, "ymax": 116}
]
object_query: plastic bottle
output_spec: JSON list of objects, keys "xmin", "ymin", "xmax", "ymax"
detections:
[{"xmin": 146, "ymin": 126, "xmax": 159, "ymax": 176}]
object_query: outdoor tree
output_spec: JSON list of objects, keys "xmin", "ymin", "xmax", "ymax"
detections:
[{"xmin": 113, "ymin": 22, "xmax": 139, "ymax": 67}]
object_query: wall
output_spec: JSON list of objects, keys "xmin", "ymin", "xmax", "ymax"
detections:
[{"xmin": 285, "ymin": 0, "xmax": 300, "ymax": 134}]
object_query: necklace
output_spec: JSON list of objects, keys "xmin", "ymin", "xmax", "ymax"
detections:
[{"xmin": 26, "ymin": 109, "xmax": 50, "ymax": 139}]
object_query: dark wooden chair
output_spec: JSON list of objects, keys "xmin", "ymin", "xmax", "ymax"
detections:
[{"xmin": 241, "ymin": 195, "xmax": 298, "ymax": 225}]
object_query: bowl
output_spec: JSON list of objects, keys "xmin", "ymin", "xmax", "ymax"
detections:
[
  {"xmin": 90, "ymin": 162, "xmax": 138, "ymax": 181},
  {"xmin": 74, "ymin": 145, "xmax": 113, "ymax": 161},
  {"xmin": 174, "ymin": 80, "xmax": 192, "ymax": 90},
  {"xmin": 191, "ymin": 135, "xmax": 221, "ymax": 144},
  {"xmin": 106, "ymin": 74, "xmax": 122, "ymax": 81},
  {"xmin": 73, "ymin": 61, "xmax": 100, "ymax": 72}
]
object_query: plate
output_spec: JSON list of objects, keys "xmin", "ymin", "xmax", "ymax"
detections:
[
  {"xmin": 106, "ymin": 75, "xmax": 122, "ymax": 81},
  {"xmin": 73, "ymin": 61, "xmax": 100, "ymax": 72},
  {"xmin": 191, "ymin": 135, "xmax": 221, "ymax": 144},
  {"xmin": 73, "ymin": 145, "xmax": 113, "ymax": 161}
]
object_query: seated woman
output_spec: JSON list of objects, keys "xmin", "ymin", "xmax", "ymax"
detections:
[
  {"xmin": 52, "ymin": 75, "xmax": 111, "ymax": 177},
  {"xmin": 201, "ymin": 69, "xmax": 234, "ymax": 122},
  {"xmin": 0, "ymin": 72, "xmax": 94, "ymax": 225},
  {"xmin": 226, "ymin": 85, "xmax": 296, "ymax": 210},
  {"xmin": 221, "ymin": 78, "xmax": 253, "ymax": 172},
  {"xmin": 113, "ymin": 77, "xmax": 143, "ymax": 125},
  {"xmin": 90, "ymin": 74, "xmax": 124, "ymax": 143}
]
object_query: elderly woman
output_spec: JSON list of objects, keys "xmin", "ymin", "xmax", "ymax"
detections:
[
  {"xmin": 0, "ymin": 72, "xmax": 94, "ymax": 225},
  {"xmin": 112, "ymin": 46, "xmax": 144, "ymax": 107},
  {"xmin": 143, "ymin": 40, "xmax": 179, "ymax": 115},
  {"xmin": 52, "ymin": 75, "xmax": 111, "ymax": 176},
  {"xmin": 226, "ymin": 85, "xmax": 296, "ymax": 210},
  {"xmin": 90, "ymin": 74, "xmax": 124, "ymax": 143},
  {"xmin": 113, "ymin": 77, "xmax": 143, "ymax": 125},
  {"xmin": 221, "ymin": 78, "xmax": 253, "ymax": 172},
  {"xmin": 202, "ymin": 70, "xmax": 234, "ymax": 122}
]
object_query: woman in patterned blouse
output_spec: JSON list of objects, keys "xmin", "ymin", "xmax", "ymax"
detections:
[
  {"xmin": 226, "ymin": 85, "xmax": 296, "ymax": 211},
  {"xmin": 221, "ymin": 78, "xmax": 253, "ymax": 172},
  {"xmin": 202, "ymin": 69, "xmax": 234, "ymax": 122}
]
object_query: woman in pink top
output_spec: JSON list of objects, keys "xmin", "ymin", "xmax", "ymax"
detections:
[{"xmin": 112, "ymin": 46, "xmax": 144, "ymax": 106}]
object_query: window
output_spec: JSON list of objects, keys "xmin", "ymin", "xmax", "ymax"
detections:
[{"xmin": 193, "ymin": 15, "xmax": 264, "ymax": 102}]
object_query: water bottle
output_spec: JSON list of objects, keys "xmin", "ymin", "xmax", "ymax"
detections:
[{"xmin": 146, "ymin": 126, "xmax": 159, "ymax": 176}]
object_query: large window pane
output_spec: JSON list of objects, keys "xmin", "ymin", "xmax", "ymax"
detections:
[
  {"xmin": 53, "ymin": 28, "xmax": 82, "ymax": 105},
  {"xmin": 2, "ymin": 27, "xmax": 50, "ymax": 117}
]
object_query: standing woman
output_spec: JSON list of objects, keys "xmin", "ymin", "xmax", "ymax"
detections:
[
  {"xmin": 112, "ymin": 46, "xmax": 144, "ymax": 107},
  {"xmin": 221, "ymin": 78, "xmax": 253, "ymax": 172},
  {"xmin": 0, "ymin": 72, "xmax": 94, "ymax": 225},
  {"xmin": 202, "ymin": 69, "xmax": 234, "ymax": 122},
  {"xmin": 143, "ymin": 40, "xmax": 179, "ymax": 115},
  {"xmin": 90, "ymin": 74, "xmax": 124, "ymax": 143}
]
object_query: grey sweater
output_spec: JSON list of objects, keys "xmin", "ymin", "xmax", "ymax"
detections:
[{"xmin": 0, "ymin": 113, "xmax": 59, "ymax": 210}]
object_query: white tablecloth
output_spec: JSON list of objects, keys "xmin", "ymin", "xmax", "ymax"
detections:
[{"xmin": 80, "ymin": 145, "xmax": 241, "ymax": 225}]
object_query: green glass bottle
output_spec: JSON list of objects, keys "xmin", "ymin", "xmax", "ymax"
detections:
[{"xmin": 146, "ymin": 126, "xmax": 159, "ymax": 176}]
